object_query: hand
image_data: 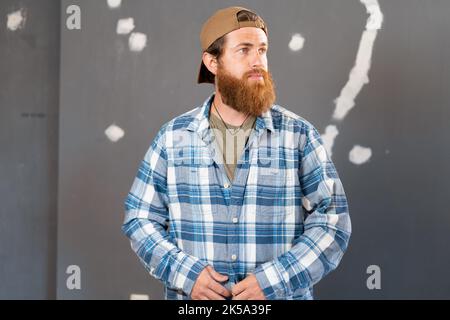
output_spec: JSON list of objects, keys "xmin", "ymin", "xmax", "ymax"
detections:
[
  {"xmin": 231, "ymin": 274, "xmax": 266, "ymax": 300},
  {"xmin": 191, "ymin": 265, "xmax": 232, "ymax": 300}
]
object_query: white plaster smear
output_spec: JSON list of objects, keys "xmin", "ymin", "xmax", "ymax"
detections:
[
  {"xmin": 7, "ymin": 9, "xmax": 26, "ymax": 31},
  {"xmin": 332, "ymin": 0, "xmax": 383, "ymax": 121},
  {"xmin": 349, "ymin": 145, "xmax": 372, "ymax": 165},
  {"xmin": 289, "ymin": 33, "xmax": 305, "ymax": 52},
  {"xmin": 129, "ymin": 294, "xmax": 149, "ymax": 300},
  {"xmin": 105, "ymin": 124, "xmax": 125, "ymax": 142},
  {"xmin": 107, "ymin": 0, "xmax": 122, "ymax": 9},
  {"xmin": 117, "ymin": 17, "xmax": 135, "ymax": 34},
  {"xmin": 129, "ymin": 32, "xmax": 147, "ymax": 52},
  {"xmin": 321, "ymin": 125, "xmax": 339, "ymax": 158}
]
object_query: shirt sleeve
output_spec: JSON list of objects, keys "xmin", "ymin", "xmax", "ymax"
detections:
[
  {"xmin": 253, "ymin": 122, "xmax": 352, "ymax": 299},
  {"xmin": 122, "ymin": 125, "xmax": 208, "ymax": 297}
]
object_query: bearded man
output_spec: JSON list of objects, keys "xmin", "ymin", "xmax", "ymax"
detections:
[{"xmin": 122, "ymin": 6, "xmax": 352, "ymax": 300}]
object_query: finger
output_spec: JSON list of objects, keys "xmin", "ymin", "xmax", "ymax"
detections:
[
  {"xmin": 208, "ymin": 280, "xmax": 232, "ymax": 298},
  {"xmin": 206, "ymin": 266, "xmax": 228, "ymax": 282},
  {"xmin": 205, "ymin": 289, "xmax": 226, "ymax": 300},
  {"xmin": 231, "ymin": 280, "xmax": 247, "ymax": 297},
  {"xmin": 199, "ymin": 295, "xmax": 210, "ymax": 300},
  {"xmin": 232, "ymin": 289, "xmax": 251, "ymax": 300}
]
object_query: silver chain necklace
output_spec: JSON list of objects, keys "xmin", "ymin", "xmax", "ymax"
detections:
[{"xmin": 212, "ymin": 101, "xmax": 251, "ymax": 136}]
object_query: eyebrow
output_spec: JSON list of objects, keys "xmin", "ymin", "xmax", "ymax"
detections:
[{"xmin": 233, "ymin": 42, "xmax": 268, "ymax": 49}]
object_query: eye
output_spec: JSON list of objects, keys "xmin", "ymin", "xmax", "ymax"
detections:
[
  {"xmin": 239, "ymin": 47, "xmax": 249, "ymax": 54},
  {"xmin": 259, "ymin": 47, "xmax": 267, "ymax": 54}
]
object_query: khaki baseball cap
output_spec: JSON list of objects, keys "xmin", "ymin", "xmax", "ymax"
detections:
[{"xmin": 197, "ymin": 6, "xmax": 268, "ymax": 84}]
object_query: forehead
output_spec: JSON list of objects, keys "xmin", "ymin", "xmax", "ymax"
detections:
[{"xmin": 224, "ymin": 27, "xmax": 268, "ymax": 47}]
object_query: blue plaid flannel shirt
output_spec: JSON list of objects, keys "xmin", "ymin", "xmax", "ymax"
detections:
[{"xmin": 122, "ymin": 93, "xmax": 351, "ymax": 300}]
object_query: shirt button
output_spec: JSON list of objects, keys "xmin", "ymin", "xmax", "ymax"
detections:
[
  {"xmin": 224, "ymin": 182, "xmax": 230, "ymax": 189},
  {"xmin": 231, "ymin": 254, "xmax": 237, "ymax": 261},
  {"xmin": 232, "ymin": 217, "xmax": 238, "ymax": 223}
]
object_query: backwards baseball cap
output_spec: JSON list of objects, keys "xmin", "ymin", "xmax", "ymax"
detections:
[{"xmin": 197, "ymin": 6, "xmax": 268, "ymax": 84}]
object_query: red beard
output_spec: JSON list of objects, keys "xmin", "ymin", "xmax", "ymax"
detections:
[{"xmin": 216, "ymin": 64, "xmax": 276, "ymax": 117}]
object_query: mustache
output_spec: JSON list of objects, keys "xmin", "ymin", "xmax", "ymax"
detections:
[{"xmin": 243, "ymin": 68, "xmax": 267, "ymax": 78}]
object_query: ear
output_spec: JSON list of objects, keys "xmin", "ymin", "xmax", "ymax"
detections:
[{"xmin": 202, "ymin": 52, "xmax": 218, "ymax": 76}]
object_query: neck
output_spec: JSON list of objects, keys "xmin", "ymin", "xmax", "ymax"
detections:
[{"xmin": 210, "ymin": 91, "xmax": 250, "ymax": 126}]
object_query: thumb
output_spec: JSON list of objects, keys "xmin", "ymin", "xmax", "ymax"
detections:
[{"xmin": 206, "ymin": 266, "xmax": 228, "ymax": 282}]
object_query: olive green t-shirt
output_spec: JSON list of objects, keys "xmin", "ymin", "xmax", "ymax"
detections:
[{"xmin": 209, "ymin": 109, "xmax": 257, "ymax": 183}]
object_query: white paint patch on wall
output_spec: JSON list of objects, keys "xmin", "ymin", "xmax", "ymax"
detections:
[
  {"xmin": 107, "ymin": 0, "xmax": 122, "ymax": 9},
  {"xmin": 364, "ymin": 0, "xmax": 384, "ymax": 30},
  {"xmin": 349, "ymin": 145, "xmax": 372, "ymax": 165},
  {"xmin": 105, "ymin": 124, "xmax": 125, "ymax": 142},
  {"xmin": 332, "ymin": 0, "xmax": 384, "ymax": 121},
  {"xmin": 7, "ymin": 9, "xmax": 26, "ymax": 31},
  {"xmin": 129, "ymin": 32, "xmax": 147, "ymax": 52},
  {"xmin": 129, "ymin": 293, "xmax": 149, "ymax": 300},
  {"xmin": 289, "ymin": 33, "xmax": 305, "ymax": 52},
  {"xmin": 117, "ymin": 17, "xmax": 135, "ymax": 35},
  {"xmin": 321, "ymin": 125, "xmax": 339, "ymax": 158}
]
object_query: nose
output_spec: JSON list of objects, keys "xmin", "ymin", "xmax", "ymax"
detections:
[{"xmin": 250, "ymin": 49, "xmax": 265, "ymax": 69}]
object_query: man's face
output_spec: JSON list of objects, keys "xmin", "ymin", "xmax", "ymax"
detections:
[
  {"xmin": 215, "ymin": 27, "xmax": 276, "ymax": 116},
  {"xmin": 219, "ymin": 27, "xmax": 269, "ymax": 81}
]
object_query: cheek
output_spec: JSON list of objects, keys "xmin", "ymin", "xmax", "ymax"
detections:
[
  {"xmin": 230, "ymin": 68, "xmax": 246, "ymax": 80},
  {"xmin": 230, "ymin": 65, "xmax": 245, "ymax": 78},
  {"xmin": 227, "ymin": 58, "xmax": 246, "ymax": 73},
  {"xmin": 221, "ymin": 58, "xmax": 248, "ymax": 79},
  {"xmin": 262, "ymin": 57, "xmax": 269, "ymax": 68}
]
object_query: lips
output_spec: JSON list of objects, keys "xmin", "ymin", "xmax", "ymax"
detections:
[{"xmin": 248, "ymin": 73, "xmax": 263, "ymax": 78}]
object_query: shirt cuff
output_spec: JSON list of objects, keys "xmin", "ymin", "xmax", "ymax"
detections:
[
  {"xmin": 253, "ymin": 260, "xmax": 291, "ymax": 300},
  {"xmin": 178, "ymin": 258, "xmax": 209, "ymax": 297}
]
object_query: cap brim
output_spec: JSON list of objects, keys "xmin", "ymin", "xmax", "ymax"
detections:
[{"xmin": 197, "ymin": 60, "xmax": 214, "ymax": 84}]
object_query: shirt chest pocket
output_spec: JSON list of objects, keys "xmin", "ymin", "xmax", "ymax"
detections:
[
  {"xmin": 188, "ymin": 165, "xmax": 211, "ymax": 188},
  {"xmin": 254, "ymin": 164, "xmax": 300, "ymax": 222},
  {"xmin": 258, "ymin": 166, "xmax": 282, "ymax": 184},
  {"xmin": 257, "ymin": 153, "xmax": 285, "ymax": 186},
  {"xmin": 168, "ymin": 162, "xmax": 209, "ymax": 196},
  {"xmin": 169, "ymin": 164, "xmax": 220, "ymax": 222}
]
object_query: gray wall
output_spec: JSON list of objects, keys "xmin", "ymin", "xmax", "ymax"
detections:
[
  {"xmin": 57, "ymin": 0, "xmax": 450, "ymax": 299},
  {"xmin": 0, "ymin": 0, "xmax": 60, "ymax": 299},
  {"xmin": 1, "ymin": 0, "xmax": 450, "ymax": 299}
]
